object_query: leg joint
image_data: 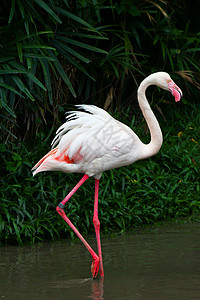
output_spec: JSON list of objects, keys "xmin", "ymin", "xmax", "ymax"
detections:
[
  {"xmin": 93, "ymin": 217, "xmax": 100, "ymax": 228},
  {"xmin": 58, "ymin": 202, "xmax": 65, "ymax": 209}
]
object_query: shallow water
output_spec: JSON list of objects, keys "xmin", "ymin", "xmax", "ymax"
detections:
[{"xmin": 1, "ymin": 223, "xmax": 200, "ymax": 299}]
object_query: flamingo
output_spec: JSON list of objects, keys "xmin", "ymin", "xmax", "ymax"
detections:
[{"xmin": 32, "ymin": 72, "xmax": 182, "ymax": 278}]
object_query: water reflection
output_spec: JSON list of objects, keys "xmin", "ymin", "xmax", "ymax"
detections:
[
  {"xmin": 51, "ymin": 278, "xmax": 91, "ymax": 289},
  {"xmin": 51, "ymin": 277, "xmax": 104, "ymax": 300},
  {"xmin": 90, "ymin": 277, "xmax": 104, "ymax": 300},
  {"xmin": 1, "ymin": 223, "xmax": 200, "ymax": 299}
]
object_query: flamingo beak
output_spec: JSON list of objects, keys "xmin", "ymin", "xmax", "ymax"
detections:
[{"xmin": 167, "ymin": 80, "xmax": 182, "ymax": 102}]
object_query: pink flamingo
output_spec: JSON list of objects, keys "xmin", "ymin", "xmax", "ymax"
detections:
[{"xmin": 32, "ymin": 72, "xmax": 182, "ymax": 278}]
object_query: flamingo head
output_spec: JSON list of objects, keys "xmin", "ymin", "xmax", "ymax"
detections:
[
  {"xmin": 151, "ymin": 72, "xmax": 182, "ymax": 102},
  {"xmin": 167, "ymin": 79, "xmax": 182, "ymax": 102}
]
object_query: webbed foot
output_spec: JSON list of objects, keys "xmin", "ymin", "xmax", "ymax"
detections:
[{"xmin": 91, "ymin": 257, "xmax": 100, "ymax": 278}]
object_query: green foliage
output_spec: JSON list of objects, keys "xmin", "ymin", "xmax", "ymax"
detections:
[
  {"xmin": 0, "ymin": 103, "xmax": 199, "ymax": 244},
  {"xmin": 0, "ymin": 0, "xmax": 200, "ymax": 245},
  {"xmin": 1, "ymin": 0, "xmax": 200, "ymax": 140},
  {"xmin": 0, "ymin": 0, "xmax": 107, "ymax": 138}
]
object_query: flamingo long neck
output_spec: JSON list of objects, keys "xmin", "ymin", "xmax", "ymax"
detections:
[{"xmin": 137, "ymin": 78, "xmax": 163, "ymax": 159}]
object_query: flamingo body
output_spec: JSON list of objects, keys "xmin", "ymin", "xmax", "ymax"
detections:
[
  {"xmin": 32, "ymin": 72, "xmax": 182, "ymax": 278},
  {"xmin": 32, "ymin": 105, "xmax": 144, "ymax": 179}
]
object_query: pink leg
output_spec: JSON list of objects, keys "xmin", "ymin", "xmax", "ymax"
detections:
[
  {"xmin": 93, "ymin": 179, "xmax": 104, "ymax": 277},
  {"xmin": 56, "ymin": 174, "xmax": 100, "ymax": 278}
]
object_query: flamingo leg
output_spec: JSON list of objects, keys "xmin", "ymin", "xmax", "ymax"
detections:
[
  {"xmin": 56, "ymin": 174, "xmax": 100, "ymax": 278},
  {"xmin": 93, "ymin": 179, "xmax": 104, "ymax": 277}
]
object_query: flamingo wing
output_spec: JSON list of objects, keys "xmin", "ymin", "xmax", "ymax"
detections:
[
  {"xmin": 51, "ymin": 105, "xmax": 116, "ymax": 161},
  {"xmin": 32, "ymin": 105, "xmax": 141, "ymax": 176}
]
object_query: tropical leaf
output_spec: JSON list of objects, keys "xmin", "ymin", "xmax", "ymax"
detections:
[
  {"xmin": 33, "ymin": 0, "xmax": 62, "ymax": 24},
  {"xmin": 0, "ymin": 82, "xmax": 23, "ymax": 97},
  {"xmin": 52, "ymin": 54, "xmax": 76, "ymax": 98},
  {"xmin": 55, "ymin": 6, "xmax": 99, "ymax": 32},
  {"xmin": 55, "ymin": 36, "xmax": 108, "ymax": 54}
]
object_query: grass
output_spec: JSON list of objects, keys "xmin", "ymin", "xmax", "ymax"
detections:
[{"xmin": 0, "ymin": 102, "xmax": 199, "ymax": 245}]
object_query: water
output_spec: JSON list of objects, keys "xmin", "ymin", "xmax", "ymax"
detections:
[{"xmin": 1, "ymin": 223, "xmax": 200, "ymax": 299}]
